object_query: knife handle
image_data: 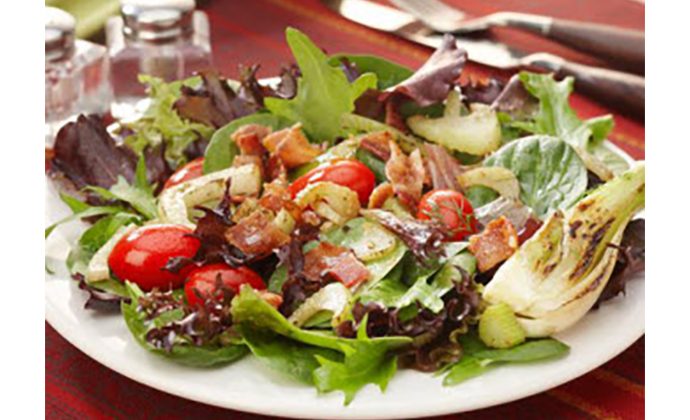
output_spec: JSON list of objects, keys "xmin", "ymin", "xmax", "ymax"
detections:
[
  {"xmin": 498, "ymin": 13, "xmax": 644, "ymax": 74},
  {"xmin": 525, "ymin": 54, "xmax": 644, "ymax": 120}
]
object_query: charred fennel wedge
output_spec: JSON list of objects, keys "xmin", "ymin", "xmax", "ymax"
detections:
[{"xmin": 483, "ymin": 164, "xmax": 645, "ymax": 337}]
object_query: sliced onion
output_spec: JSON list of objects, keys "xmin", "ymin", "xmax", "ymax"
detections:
[
  {"xmin": 457, "ymin": 166, "xmax": 520, "ymax": 201},
  {"xmin": 574, "ymin": 146, "xmax": 613, "ymax": 181},
  {"xmin": 295, "ymin": 181, "xmax": 361, "ymax": 226}
]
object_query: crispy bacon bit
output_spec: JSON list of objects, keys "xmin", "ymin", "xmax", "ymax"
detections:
[
  {"xmin": 262, "ymin": 124, "xmax": 321, "ymax": 169},
  {"xmin": 225, "ymin": 211, "xmax": 290, "ymax": 257},
  {"xmin": 423, "ymin": 144, "xmax": 465, "ymax": 191},
  {"xmin": 468, "ymin": 216, "xmax": 519, "ymax": 272},
  {"xmin": 303, "ymin": 242, "xmax": 370, "ymax": 288},
  {"xmin": 360, "ymin": 131, "xmax": 393, "ymax": 161},
  {"xmin": 259, "ymin": 181, "xmax": 302, "ymax": 221},
  {"xmin": 368, "ymin": 182, "xmax": 395, "ymax": 209},
  {"xmin": 385, "ymin": 142, "xmax": 426, "ymax": 210},
  {"xmin": 265, "ymin": 154, "xmax": 287, "ymax": 181},
  {"xmin": 258, "ymin": 290, "xmax": 284, "ymax": 308},
  {"xmin": 232, "ymin": 124, "xmax": 272, "ymax": 155}
]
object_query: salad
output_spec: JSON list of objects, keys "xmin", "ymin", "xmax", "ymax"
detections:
[{"xmin": 45, "ymin": 28, "xmax": 645, "ymax": 404}]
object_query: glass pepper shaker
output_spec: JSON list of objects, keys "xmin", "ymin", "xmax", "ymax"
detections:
[
  {"xmin": 45, "ymin": 7, "xmax": 111, "ymax": 146},
  {"xmin": 106, "ymin": 0, "xmax": 213, "ymax": 119}
]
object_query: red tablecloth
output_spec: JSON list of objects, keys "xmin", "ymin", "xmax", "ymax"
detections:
[{"xmin": 46, "ymin": 0, "xmax": 645, "ymax": 418}]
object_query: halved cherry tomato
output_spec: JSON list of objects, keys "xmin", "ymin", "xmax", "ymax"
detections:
[
  {"xmin": 163, "ymin": 157, "xmax": 205, "ymax": 190},
  {"xmin": 108, "ymin": 225, "xmax": 200, "ymax": 291},
  {"xmin": 184, "ymin": 263, "xmax": 266, "ymax": 307},
  {"xmin": 288, "ymin": 159, "xmax": 376, "ymax": 205},
  {"xmin": 417, "ymin": 189, "xmax": 479, "ymax": 241}
]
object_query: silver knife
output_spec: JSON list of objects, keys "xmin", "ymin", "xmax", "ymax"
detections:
[{"xmin": 322, "ymin": 0, "xmax": 644, "ymax": 119}]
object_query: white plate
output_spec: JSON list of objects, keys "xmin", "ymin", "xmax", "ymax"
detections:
[{"xmin": 45, "ymin": 147, "xmax": 644, "ymax": 420}]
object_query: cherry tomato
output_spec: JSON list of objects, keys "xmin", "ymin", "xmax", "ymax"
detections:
[
  {"xmin": 417, "ymin": 189, "xmax": 479, "ymax": 241},
  {"xmin": 184, "ymin": 263, "xmax": 266, "ymax": 307},
  {"xmin": 163, "ymin": 158, "xmax": 205, "ymax": 190},
  {"xmin": 288, "ymin": 159, "xmax": 376, "ymax": 205},
  {"xmin": 108, "ymin": 225, "xmax": 200, "ymax": 291}
]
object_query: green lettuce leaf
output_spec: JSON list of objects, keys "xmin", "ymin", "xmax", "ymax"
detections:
[
  {"xmin": 231, "ymin": 287, "xmax": 411, "ymax": 404},
  {"xmin": 442, "ymin": 334, "xmax": 569, "ymax": 386},
  {"xmin": 85, "ymin": 156, "xmax": 158, "ymax": 220},
  {"xmin": 238, "ymin": 327, "xmax": 341, "ymax": 385},
  {"xmin": 87, "ymin": 177, "xmax": 157, "ymax": 220},
  {"xmin": 484, "ymin": 135, "xmax": 587, "ymax": 218},
  {"xmin": 312, "ymin": 318, "xmax": 401, "ymax": 405},
  {"xmin": 122, "ymin": 282, "xmax": 248, "ymax": 367},
  {"xmin": 124, "ymin": 75, "xmax": 214, "ymax": 164},
  {"xmin": 45, "ymin": 193, "xmax": 129, "ymax": 239},
  {"xmin": 360, "ymin": 249, "xmax": 474, "ymax": 313},
  {"xmin": 265, "ymin": 28, "xmax": 377, "ymax": 143},
  {"xmin": 328, "ymin": 54, "xmax": 413, "ymax": 89},
  {"xmin": 515, "ymin": 72, "xmax": 614, "ymax": 149}
]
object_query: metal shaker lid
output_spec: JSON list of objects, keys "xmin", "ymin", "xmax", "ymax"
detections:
[{"xmin": 45, "ymin": 7, "xmax": 76, "ymax": 62}]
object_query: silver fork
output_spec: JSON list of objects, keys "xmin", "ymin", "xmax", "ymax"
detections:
[{"xmin": 390, "ymin": 0, "xmax": 644, "ymax": 74}]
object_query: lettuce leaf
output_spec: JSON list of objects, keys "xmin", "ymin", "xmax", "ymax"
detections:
[
  {"xmin": 231, "ymin": 287, "xmax": 411, "ymax": 404},
  {"xmin": 328, "ymin": 54, "xmax": 414, "ymax": 89},
  {"xmin": 360, "ymin": 249, "xmax": 475, "ymax": 313},
  {"xmin": 514, "ymin": 72, "xmax": 614, "ymax": 149},
  {"xmin": 484, "ymin": 135, "xmax": 588, "ymax": 219},
  {"xmin": 238, "ymin": 327, "xmax": 340, "ymax": 385},
  {"xmin": 44, "ymin": 193, "xmax": 130, "ymax": 239},
  {"xmin": 124, "ymin": 75, "xmax": 215, "ymax": 164},
  {"xmin": 442, "ymin": 334, "xmax": 569, "ymax": 386},
  {"xmin": 85, "ymin": 156, "xmax": 158, "ymax": 220},
  {"xmin": 122, "ymin": 282, "xmax": 248, "ymax": 367},
  {"xmin": 265, "ymin": 28, "xmax": 377, "ymax": 143}
]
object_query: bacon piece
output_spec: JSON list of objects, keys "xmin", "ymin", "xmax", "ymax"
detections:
[
  {"xmin": 259, "ymin": 180, "xmax": 302, "ymax": 221},
  {"xmin": 262, "ymin": 124, "xmax": 321, "ymax": 169},
  {"xmin": 423, "ymin": 143, "xmax": 465, "ymax": 191},
  {"xmin": 225, "ymin": 211, "xmax": 290, "ymax": 257},
  {"xmin": 265, "ymin": 154, "xmax": 287, "ymax": 181},
  {"xmin": 258, "ymin": 291, "xmax": 284, "ymax": 308},
  {"xmin": 303, "ymin": 242, "xmax": 370, "ymax": 288},
  {"xmin": 232, "ymin": 124, "xmax": 271, "ymax": 155},
  {"xmin": 360, "ymin": 131, "xmax": 393, "ymax": 161},
  {"xmin": 385, "ymin": 142, "xmax": 426, "ymax": 210},
  {"xmin": 468, "ymin": 216, "xmax": 519, "ymax": 272},
  {"xmin": 368, "ymin": 182, "xmax": 394, "ymax": 209}
]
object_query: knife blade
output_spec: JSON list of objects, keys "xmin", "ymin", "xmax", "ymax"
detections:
[{"xmin": 322, "ymin": 0, "xmax": 645, "ymax": 119}]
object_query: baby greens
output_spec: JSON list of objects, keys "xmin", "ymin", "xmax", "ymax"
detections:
[
  {"xmin": 484, "ymin": 135, "xmax": 587, "ymax": 218},
  {"xmin": 231, "ymin": 287, "xmax": 411, "ymax": 404},
  {"xmin": 265, "ymin": 28, "xmax": 377, "ymax": 143},
  {"xmin": 442, "ymin": 334, "xmax": 569, "ymax": 386}
]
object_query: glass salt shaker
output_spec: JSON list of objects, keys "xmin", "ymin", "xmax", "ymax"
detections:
[
  {"xmin": 45, "ymin": 7, "xmax": 111, "ymax": 146},
  {"xmin": 106, "ymin": 0, "xmax": 213, "ymax": 119}
]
